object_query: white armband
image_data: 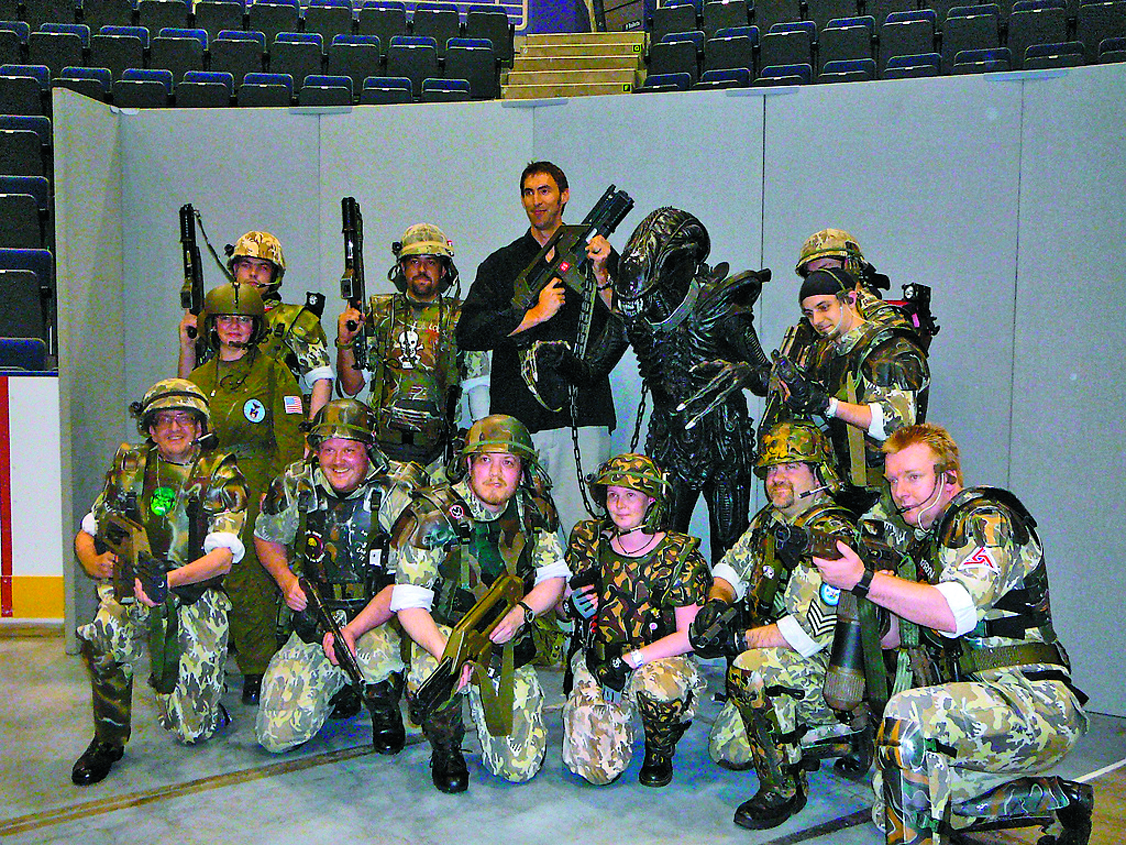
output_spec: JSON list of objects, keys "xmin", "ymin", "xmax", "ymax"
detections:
[
  {"xmin": 934, "ymin": 581, "xmax": 979, "ymax": 638},
  {"xmin": 867, "ymin": 402, "xmax": 888, "ymax": 440},
  {"xmin": 390, "ymin": 584, "xmax": 435, "ymax": 612},
  {"xmin": 711, "ymin": 563, "xmax": 746, "ymax": 601},
  {"xmin": 204, "ymin": 532, "xmax": 245, "ymax": 564},
  {"xmin": 777, "ymin": 615, "xmax": 824, "ymax": 658},
  {"xmin": 535, "ymin": 559, "xmax": 571, "ymax": 585},
  {"xmin": 306, "ymin": 365, "xmax": 334, "ymax": 384},
  {"xmin": 81, "ymin": 512, "xmax": 98, "ymax": 537}
]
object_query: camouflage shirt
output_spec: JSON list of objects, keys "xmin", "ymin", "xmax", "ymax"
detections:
[
  {"xmin": 714, "ymin": 497, "xmax": 855, "ymax": 655},
  {"xmin": 88, "ymin": 442, "xmax": 248, "ymax": 568},
  {"xmin": 260, "ymin": 296, "xmax": 333, "ymax": 394},
  {"xmin": 392, "ymin": 479, "xmax": 567, "ymax": 609},
  {"xmin": 566, "ymin": 520, "xmax": 709, "ymax": 649}
]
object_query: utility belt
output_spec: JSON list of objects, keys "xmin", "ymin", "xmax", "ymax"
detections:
[
  {"xmin": 291, "ymin": 577, "xmax": 390, "ymax": 644},
  {"xmin": 957, "ymin": 640, "xmax": 1068, "ymax": 678}
]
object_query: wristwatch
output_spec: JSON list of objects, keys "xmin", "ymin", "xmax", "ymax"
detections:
[
  {"xmin": 852, "ymin": 565, "xmax": 876, "ymax": 599},
  {"xmin": 517, "ymin": 601, "xmax": 535, "ymax": 628}
]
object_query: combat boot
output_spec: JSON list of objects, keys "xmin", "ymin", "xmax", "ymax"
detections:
[
  {"xmin": 242, "ymin": 673, "xmax": 263, "ymax": 705},
  {"xmin": 328, "ymin": 685, "xmax": 362, "ymax": 720},
  {"xmin": 636, "ymin": 691, "xmax": 690, "ymax": 788},
  {"xmin": 367, "ymin": 673, "xmax": 406, "ymax": 755},
  {"xmin": 421, "ymin": 701, "xmax": 468, "ymax": 793},
  {"xmin": 950, "ymin": 776, "xmax": 1094, "ymax": 845},
  {"xmin": 1052, "ymin": 780, "xmax": 1094, "ymax": 845},
  {"xmin": 73, "ymin": 638, "xmax": 131, "ymax": 786},
  {"xmin": 733, "ymin": 763, "xmax": 807, "ymax": 830}
]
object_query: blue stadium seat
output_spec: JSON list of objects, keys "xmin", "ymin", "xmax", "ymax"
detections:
[
  {"xmin": 238, "ymin": 70, "xmax": 292, "ymax": 105},
  {"xmin": 359, "ymin": 73, "xmax": 411, "ymax": 103},
  {"xmin": 53, "ymin": 64, "xmax": 112, "ymax": 99},
  {"xmin": 175, "ymin": 68, "xmax": 233, "ymax": 105}
]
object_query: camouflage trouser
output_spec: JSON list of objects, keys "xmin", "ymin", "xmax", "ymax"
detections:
[
  {"xmin": 710, "ymin": 645, "xmax": 838, "ymax": 769},
  {"xmin": 256, "ymin": 623, "xmax": 405, "ymax": 753},
  {"xmin": 563, "ymin": 651, "xmax": 703, "ymax": 785},
  {"xmin": 76, "ymin": 583, "xmax": 232, "ymax": 745},
  {"xmin": 408, "ymin": 633, "xmax": 547, "ymax": 783},
  {"xmin": 875, "ymin": 672, "xmax": 1088, "ymax": 840}
]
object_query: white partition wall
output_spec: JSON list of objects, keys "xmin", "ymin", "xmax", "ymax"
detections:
[{"xmin": 53, "ymin": 64, "xmax": 1126, "ymax": 714}]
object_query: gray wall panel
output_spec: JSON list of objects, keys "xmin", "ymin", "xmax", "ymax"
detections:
[
  {"xmin": 119, "ymin": 110, "xmax": 323, "ymax": 399},
  {"xmin": 1013, "ymin": 66, "xmax": 1126, "ymax": 715},
  {"xmin": 761, "ymin": 77, "xmax": 1023, "ymax": 487},
  {"xmin": 53, "ymin": 89, "xmax": 126, "ymax": 649}
]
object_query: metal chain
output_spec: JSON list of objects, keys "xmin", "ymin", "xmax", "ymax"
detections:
[
  {"xmin": 629, "ymin": 383, "xmax": 648, "ymax": 453},
  {"xmin": 569, "ymin": 385, "xmax": 597, "ymax": 517}
]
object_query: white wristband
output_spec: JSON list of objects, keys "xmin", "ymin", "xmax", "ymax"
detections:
[{"xmin": 826, "ymin": 397, "xmax": 839, "ymax": 417}]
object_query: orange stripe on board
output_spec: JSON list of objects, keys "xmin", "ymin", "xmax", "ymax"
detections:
[{"xmin": 1, "ymin": 376, "xmax": 12, "ymax": 616}]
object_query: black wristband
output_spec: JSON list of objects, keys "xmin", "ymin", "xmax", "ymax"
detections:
[
  {"xmin": 852, "ymin": 566, "xmax": 875, "ymax": 599},
  {"xmin": 518, "ymin": 601, "xmax": 535, "ymax": 627}
]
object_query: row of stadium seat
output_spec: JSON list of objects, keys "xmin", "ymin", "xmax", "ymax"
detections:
[
  {"xmin": 0, "ymin": 0, "xmax": 515, "ymax": 64},
  {"xmin": 647, "ymin": 1, "xmax": 1126, "ymax": 83}
]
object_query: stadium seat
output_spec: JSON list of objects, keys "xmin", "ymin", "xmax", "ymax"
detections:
[
  {"xmin": 702, "ymin": 0, "xmax": 750, "ymax": 38},
  {"xmin": 77, "ymin": 0, "xmax": 137, "ymax": 37},
  {"xmin": 298, "ymin": 72, "xmax": 351, "ymax": 104},
  {"xmin": 385, "ymin": 34, "xmax": 438, "ymax": 97},
  {"xmin": 304, "ymin": 0, "xmax": 355, "ymax": 48},
  {"xmin": 237, "ymin": 70, "xmax": 292, "ymax": 105},
  {"xmin": 652, "ymin": 0, "xmax": 698, "ymax": 45},
  {"xmin": 879, "ymin": 9, "xmax": 937, "ymax": 74},
  {"xmin": 444, "ymin": 36, "xmax": 497, "ymax": 98},
  {"xmin": 175, "ymin": 68, "xmax": 232, "ymax": 105},
  {"xmin": 420, "ymin": 75, "xmax": 469, "ymax": 100},
  {"xmin": 1008, "ymin": 0, "xmax": 1067, "ymax": 69},
  {"xmin": 1024, "ymin": 39, "xmax": 1085, "ymax": 65},
  {"xmin": 0, "ymin": 193, "xmax": 43, "ymax": 248},
  {"xmin": 817, "ymin": 55, "xmax": 876, "ymax": 80},
  {"xmin": 327, "ymin": 34, "xmax": 381, "ymax": 94},
  {"xmin": 759, "ymin": 20, "xmax": 814, "ymax": 69},
  {"xmin": 952, "ymin": 44, "xmax": 1011, "ymax": 71},
  {"xmin": 805, "ymin": 0, "xmax": 859, "ymax": 31},
  {"xmin": 941, "ymin": 4, "xmax": 1001, "ymax": 74},
  {"xmin": 270, "ymin": 32, "xmax": 324, "ymax": 89},
  {"xmin": 465, "ymin": 5, "xmax": 512, "ymax": 65},
  {"xmin": 1076, "ymin": 0, "xmax": 1126, "ymax": 63},
  {"xmin": 818, "ymin": 15, "xmax": 874, "ymax": 68},
  {"xmin": 192, "ymin": 0, "xmax": 244, "ymax": 44},
  {"xmin": 359, "ymin": 73, "xmax": 411, "ymax": 102},
  {"xmin": 112, "ymin": 65, "xmax": 172, "ymax": 105},
  {"xmin": 136, "ymin": 0, "xmax": 190, "ymax": 34},
  {"xmin": 692, "ymin": 65, "xmax": 750, "ymax": 86},
  {"xmin": 28, "ymin": 25, "xmax": 87, "ymax": 78},
  {"xmin": 247, "ymin": 0, "xmax": 299, "ymax": 46},
  {"xmin": 754, "ymin": 61, "xmax": 812, "ymax": 82},
  {"xmin": 636, "ymin": 70, "xmax": 692, "ymax": 90},
  {"xmin": 357, "ymin": 0, "xmax": 407, "ymax": 59},
  {"xmin": 149, "ymin": 27, "xmax": 206, "ymax": 85},
  {"xmin": 411, "ymin": 1, "xmax": 460, "ymax": 59},
  {"xmin": 52, "ymin": 64, "xmax": 111, "ymax": 99},
  {"xmin": 209, "ymin": 28, "xmax": 265, "ymax": 87},
  {"xmin": 882, "ymin": 50, "xmax": 941, "ymax": 76}
]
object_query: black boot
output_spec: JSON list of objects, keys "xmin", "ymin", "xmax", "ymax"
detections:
[
  {"xmin": 733, "ymin": 764, "xmax": 807, "ymax": 830},
  {"xmin": 71, "ymin": 737, "xmax": 124, "ymax": 786},
  {"xmin": 367, "ymin": 673, "xmax": 406, "ymax": 755},
  {"xmin": 74, "ymin": 638, "xmax": 131, "ymax": 786},
  {"xmin": 242, "ymin": 673, "xmax": 263, "ymax": 705},
  {"xmin": 636, "ymin": 691, "xmax": 690, "ymax": 788},
  {"xmin": 328, "ymin": 685, "xmax": 362, "ymax": 720},
  {"xmin": 1051, "ymin": 780, "xmax": 1094, "ymax": 845},
  {"xmin": 421, "ymin": 701, "xmax": 468, "ymax": 794},
  {"xmin": 951, "ymin": 776, "xmax": 1094, "ymax": 845}
]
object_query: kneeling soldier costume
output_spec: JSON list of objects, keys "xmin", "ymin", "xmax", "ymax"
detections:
[
  {"xmin": 254, "ymin": 399, "xmax": 418, "ymax": 754},
  {"xmin": 690, "ymin": 421, "xmax": 856, "ymax": 829},
  {"xmin": 815, "ymin": 423, "xmax": 1091, "ymax": 845},
  {"xmin": 386, "ymin": 414, "xmax": 568, "ymax": 793},
  {"xmin": 562, "ymin": 454, "xmax": 709, "ymax": 787},
  {"xmin": 72, "ymin": 379, "xmax": 248, "ymax": 785}
]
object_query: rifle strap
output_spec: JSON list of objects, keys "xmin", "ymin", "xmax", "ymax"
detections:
[
  {"xmin": 857, "ymin": 596, "xmax": 889, "ymax": 712},
  {"xmin": 839, "ymin": 372, "xmax": 869, "ymax": 488},
  {"xmin": 473, "ymin": 640, "xmax": 516, "ymax": 737},
  {"xmin": 193, "ymin": 208, "xmax": 234, "ymax": 282},
  {"xmin": 147, "ymin": 601, "xmax": 180, "ymax": 695}
]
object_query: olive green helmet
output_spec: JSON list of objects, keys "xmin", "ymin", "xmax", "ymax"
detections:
[
  {"xmin": 390, "ymin": 223, "xmax": 458, "ymax": 294},
  {"xmin": 308, "ymin": 398, "xmax": 377, "ymax": 448},
  {"xmin": 131, "ymin": 378, "xmax": 210, "ymax": 437},
  {"xmin": 588, "ymin": 453, "xmax": 670, "ymax": 531},
  {"xmin": 454, "ymin": 414, "xmax": 548, "ymax": 489},
  {"xmin": 200, "ymin": 281, "xmax": 268, "ymax": 349},
  {"xmin": 227, "ymin": 230, "xmax": 286, "ymax": 290},
  {"xmin": 796, "ymin": 228, "xmax": 865, "ymax": 278},
  {"xmin": 755, "ymin": 420, "xmax": 841, "ymax": 492}
]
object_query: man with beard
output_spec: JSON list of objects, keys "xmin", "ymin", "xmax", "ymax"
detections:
[
  {"xmin": 688, "ymin": 421, "xmax": 856, "ymax": 830},
  {"xmin": 336, "ymin": 223, "xmax": 489, "ymax": 478},
  {"xmin": 179, "ymin": 230, "xmax": 334, "ymax": 419},
  {"xmin": 368, "ymin": 414, "xmax": 567, "ymax": 793}
]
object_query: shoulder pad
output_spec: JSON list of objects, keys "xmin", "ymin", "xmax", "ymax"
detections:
[
  {"xmin": 797, "ymin": 502, "xmax": 855, "ymax": 531},
  {"xmin": 568, "ymin": 519, "xmax": 602, "ymax": 547},
  {"xmin": 367, "ymin": 294, "xmax": 396, "ymax": 320},
  {"xmin": 268, "ymin": 303, "xmax": 326, "ymax": 342},
  {"xmin": 392, "ymin": 485, "xmax": 473, "ymax": 551},
  {"xmin": 198, "ymin": 450, "xmax": 249, "ymax": 516},
  {"xmin": 115, "ymin": 442, "xmax": 145, "ymax": 474},
  {"xmin": 938, "ymin": 486, "xmax": 1036, "ymax": 549},
  {"xmin": 521, "ymin": 489, "xmax": 559, "ymax": 534}
]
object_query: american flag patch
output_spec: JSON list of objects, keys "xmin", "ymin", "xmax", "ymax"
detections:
[{"xmin": 283, "ymin": 395, "xmax": 303, "ymax": 415}]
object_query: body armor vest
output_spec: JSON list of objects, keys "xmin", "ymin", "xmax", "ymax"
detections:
[
  {"xmin": 368, "ymin": 294, "xmax": 461, "ymax": 463},
  {"xmin": 296, "ymin": 481, "xmax": 389, "ymax": 619},
  {"xmin": 911, "ymin": 486, "xmax": 1066, "ymax": 682}
]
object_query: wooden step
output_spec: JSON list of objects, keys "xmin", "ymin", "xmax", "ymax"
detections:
[
  {"xmin": 506, "ymin": 67, "xmax": 640, "ymax": 86},
  {"xmin": 523, "ymin": 31, "xmax": 646, "ymax": 47},
  {"xmin": 519, "ymin": 41, "xmax": 646, "ymax": 59},
  {"xmin": 512, "ymin": 55, "xmax": 641, "ymax": 72},
  {"xmin": 501, "ymin": 81, "xmax": 636, "ymax": 98}
]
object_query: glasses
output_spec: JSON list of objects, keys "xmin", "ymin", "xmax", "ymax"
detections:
[
  {"xmin": 216, "ymin": 315, "xmax": 254, "ymax": 326},
  {"xmin": 152, "ymin": 412, "xmax": 198, "ymax": 430}
]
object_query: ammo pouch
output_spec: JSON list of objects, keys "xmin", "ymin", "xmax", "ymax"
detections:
[{"xmin": 174, "ymin": 575, "xmax": 223, "ymax": 606}]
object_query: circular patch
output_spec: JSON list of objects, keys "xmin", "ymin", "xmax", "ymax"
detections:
[
  {"xmin": 150, "ymin": 487, "xmax": 176, "ymax": 516},
  {"xmin": 820, "ymin": 584, "xmax": 841, "ymax": 607},
  {"xmin": 243, "ymin": 398, "xmax": 266, "ymax": 423},
  {"xmin": 762, "ymin": 564, "xmax": 775, "ymax": 581},
  {"xmin": 448, "ymin": 504, "xmax": 465, "ymax": 521}
]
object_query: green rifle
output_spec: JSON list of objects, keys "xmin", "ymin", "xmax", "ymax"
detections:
[
  {"xmin": 408, "ymin": 571, "xmax": 524, "ymax": 736},
  {"xmin": 179, "ymin": 204, "xmax": 207, "ymax": 369},
  {"xmin": 339, "ymin": 196, "xmax": 370, "ymax": 371}
]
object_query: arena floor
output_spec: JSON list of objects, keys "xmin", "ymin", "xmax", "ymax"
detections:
[{"xmin": 1, "ymin": 633, "xmax": 1122, "ymax": 845}]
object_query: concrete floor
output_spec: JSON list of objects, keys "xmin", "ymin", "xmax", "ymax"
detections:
[{"xmin": 1, "ymin": 634, "xmax": 1123, "ymax": 845}]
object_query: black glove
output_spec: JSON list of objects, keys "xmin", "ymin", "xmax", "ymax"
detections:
[
  {"xmin": 588, "ymin": 644, "xmax": 632, "ymax": 703},
  {"xmin": 780, "ymin": 362, "xmax": 831, "ymax": 416},
  {"xmin": 688, "ymin": 599, "xmax": 745, "ymax": 659},
  {"xmin": 534, "ymin": 340, "xmax": 591, "ymax": 384},
  {"xmin": 136, "ymin": 554, "xmax": 169, "ymax": 605}
]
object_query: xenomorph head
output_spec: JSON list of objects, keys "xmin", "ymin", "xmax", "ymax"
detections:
[{"xmin": 616, "ymin": 207, "xmax": 710, "ymax": 321}]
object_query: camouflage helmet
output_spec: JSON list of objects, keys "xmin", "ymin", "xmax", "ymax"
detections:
[
  {"xmin": 228, "ymin": 231, "xmax": 286, "ymax": 287},
  {"xmin": 131, "ymin": 378, "xmax": 209, "ymax": 437},
  {"xmin": 588, "ymin": 453, "xmax": 670, "ymax": 532},
  {"xmin": 796, "ymin": 228, "xmax": 865, "ymax": 277},
  {"xmin": 307, "ymin": 398, "xmax": 377, "ymax": 448},
  {"xmin": 391, "ymin": 223, "xmax": 458, "ymax": 294},
  {"xmin": 754, "ymin": 420, "xmax": 841, "ymax": 492},
  {"xmin": 454, "ymin": 414, "xmax": 548, "ymax": 490},
  {"xmin": 200, "ymin": 281, "xmax": 268, "ymax": 348}
]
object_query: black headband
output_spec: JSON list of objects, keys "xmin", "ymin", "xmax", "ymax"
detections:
[{"xmin": 799, "ymin": 267, "xmax": 856, "ymax": 302}]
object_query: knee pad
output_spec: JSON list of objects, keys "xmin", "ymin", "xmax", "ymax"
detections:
[{"xmin": 877, "ymin": 714, "xmax": 929, "ymax": 772}]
